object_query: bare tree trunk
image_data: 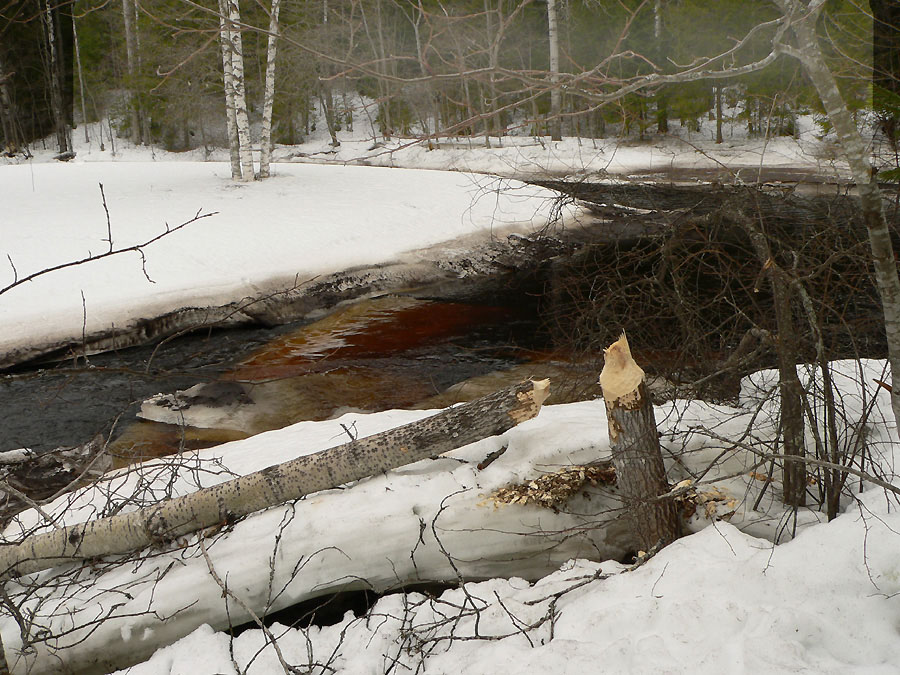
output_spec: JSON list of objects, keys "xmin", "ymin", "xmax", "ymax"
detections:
[
  {"xmin": 654, "ymin": 0, "xmax": 668, "ymax": 134},
  {"xmin": 258, "ymin": 0, "xmax": 281, "ymax": 179},
  {"xmin": 0, "ymin": 379, "xmax": 549, "ymax": 580},
  {"xmin": 72, "ymin": 14, "xmax": 89, "ymax": 143},
  {"xmin": 0, "ymin": 56, "xmax": 19, "ymax": 152},
  {"xmin": 485, "ymin": 0, "xmax": 503, "ymax": 139},
  {"xmin": 777, "ymin": 0, "xmax": 900, "ymax": 435},
  {"xmin": 217, "ymin": 0, "xmax": 241, "ymax": 179},
  {"xmin": 410, "ymin": 1, "xmax": 440, "ymax": 143},
  {"xmin": 318, "ymin": 79, "xmax": 340, "ymax": 146},
  {"xmin": 42, "ymin": 0, "xmax": 69, "ymax": 154},
  {"xmin": 121, "ymin": 0, "xmax": 141, "ymax": 145},
  {"xmin": 229, "ymin": 0, "xmax": 255, "ymax": 181},
  {"xmin": 316, "ymin": 0, "xmax": 340, "ymax": 147},
  {"xmin": 358, "ymin": 0, "xmax": 391, "ymax": 137},
  {"xmin": 599, "ymin": 334, "xmax": 680, "ymax": 551},
  {"xmin": 773, "ymin": 275, "xmax": 807, "ymax": 506},
  {"xmin": 219, "ymin": 0, "xmax": 254, "ymax": 180},
  {"xmin": 740, "ymin": 213, "xmax": 807, "ymax": 506},
  {"xmin": 715, "ymin": 85, "xmax": 723, "ymax": 143},
  {"xmin": 132, "ymin": 0, "xmax": 151, "ymax": 145},
  {"xmin": 547, "ymin": 0, "xmax": 562, "ymax": 141}
]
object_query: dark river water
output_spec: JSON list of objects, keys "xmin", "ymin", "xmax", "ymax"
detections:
[
  {"xmin": 0, "ymin": 293, "xmax": 546, "ymax": 458},
  {"xmin": 6, "ymin": 180, "xmax": 876, "ymax": 463}
]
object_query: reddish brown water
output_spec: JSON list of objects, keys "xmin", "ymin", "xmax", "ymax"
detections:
[
  {"xmin": 232, "ymin": 297, "xmax": 516, "ymax": 382},
  {"xmin": 110, "ymin": 296, "xmax": 537, "ymax": 465}
]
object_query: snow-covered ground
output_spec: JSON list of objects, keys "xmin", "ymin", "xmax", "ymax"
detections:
[
  {"xmin": 0, "ymin": 160, "xmax": 580, "ymax": 366},
  {"xmin": 2, "ymin": 360, "xmax": 897, "ymax": 675},
  {"xmin": 3, "ymin": 118, "xmax": 900, "ymax": 674},
  {"xmin": 17, "ymin": 105, "xmax": 851, "ymax": 180}
]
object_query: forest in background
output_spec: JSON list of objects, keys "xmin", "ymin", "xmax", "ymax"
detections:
[{"xmin": 1, "ymin": 0, "xmax": 895, "ymax": 158}]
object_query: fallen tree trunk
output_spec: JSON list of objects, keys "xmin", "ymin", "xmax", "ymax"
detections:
[
  {"xmin": 599, "ymin": 334, "xmax": 680, "ymax": 551},
  {"xmin": 1, "ymin": 385, "xmax": 639, "ymax": 675},
  {"xmin": 0, "ymin": 379, "xmax": 550, "ymax": 580}
]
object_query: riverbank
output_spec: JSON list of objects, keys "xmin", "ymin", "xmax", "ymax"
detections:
[{"xmin": 0, "ymin": 162, "xmax": 587, "ymax": 369}]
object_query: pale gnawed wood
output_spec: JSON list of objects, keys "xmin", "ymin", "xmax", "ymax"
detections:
[
  {"xmin": 0, "ymin": 379, "xmax": 549, "ymax": 580},
  {"xmin": 599, "ymin": 334, "xmax": 680, "ymax": 551}
]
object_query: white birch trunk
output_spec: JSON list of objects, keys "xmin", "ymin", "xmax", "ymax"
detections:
[
  {"xmin": 217, "ymin": 0, "xmax": 241, "ymax": 179},
  {"xmin": 227, "ymin": 0, "xmax": 255, "ymax": 181},
  {"xmin": 258, "ymin": 0, "xmax": 281, "ymax": 179},
  {"xmin": 132, "ymin": 0, "xmax": 150, "ymax": 145},
  {"xmin": 72, "ymin": 15, "xmax": 89, "ymax": 144},
  {"xmin": 547, "ymin": 0, "xmax": 562, "ymax": 141},
  {"xmin": 776, "ymin": 0, "xmax": 900, "ymax": 433},
  {"xmin": 0, "ymin": 380, "xmax": 549, "ymax": 579}
]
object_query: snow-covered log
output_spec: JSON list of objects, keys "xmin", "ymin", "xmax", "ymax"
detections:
[
  {"xmin": 0, "ymin": 395, "xmax": 631, "ymax": 675},
  {"xmin": 0, "ymin": 379, "xmax": 550, "ymax": 581}
]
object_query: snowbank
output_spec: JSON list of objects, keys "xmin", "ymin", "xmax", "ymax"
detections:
[
  {"xmin": 0, "ymin": 162, "xmax": 579, "ymax": 365},
  {"xmin": 1, "ymin": 360, "xmax": 897, "ymax": 674}
]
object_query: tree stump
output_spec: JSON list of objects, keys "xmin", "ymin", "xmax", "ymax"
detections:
[{"xmin": 599, "ymin": 334, "xmax": 680, "ymax": 551}]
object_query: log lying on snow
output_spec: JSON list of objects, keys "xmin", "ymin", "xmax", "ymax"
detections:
[
  {"xmin": 0, "ymin": 379, "xmax": 634, "ymax": 675},
  {"xmin": 0, "ymin": 379, "xmax": 550, "ymax": 580}
]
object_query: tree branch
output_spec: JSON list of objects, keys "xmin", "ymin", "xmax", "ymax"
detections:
[{"xmin": 2, "ymin": 187, "xmax": 216, "ymax": 297}]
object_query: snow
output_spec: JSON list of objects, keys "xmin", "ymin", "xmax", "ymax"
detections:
[
  {"xmin": 2, "ymin": 361, "xmax": 897, "ymax": 674},
  {"xmin": 3, "ymin": 120, "xmax": 900, "ymax": 674},
  {"xmin": 0, "ymin": 161, "xmax": 576, "ymax": 363},
  {"xmin": 116, "ymin": 481, "xmax": 900, "ymax": 674},
  {"xmin": 19, "ymin": 102, "xmax": 849, "ymax": 180}
]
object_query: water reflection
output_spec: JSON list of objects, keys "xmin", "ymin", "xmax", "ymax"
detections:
[{"xmin": 112, "ymin": 296, "xmax": 539, "ymax": 464}]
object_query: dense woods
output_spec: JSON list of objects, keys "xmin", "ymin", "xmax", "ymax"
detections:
[{"xmin": 0, "ymin": 0, "xmax": 884, "ymax": 155}]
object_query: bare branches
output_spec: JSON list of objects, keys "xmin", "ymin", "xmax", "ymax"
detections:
[
  {"xmin": 697, "ymin": 428, "xmax": 900, "ymax": 499},
  {"xmin": 99, "ymin": 183, "xmax": 113, "ymax": 253},
  {"xmin": 2, "ymin": 184, "xmax": 216, "ymax": 297},
  {"xmin": 199, "ymin": 539, "xmax": 298, "ymax": 675}
]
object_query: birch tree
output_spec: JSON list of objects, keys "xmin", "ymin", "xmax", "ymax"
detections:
[
  {"xmin": 218, "ymin": 0, "xmax": 255, "ymax": 181},
  {"xmin": 547, "ymin": 0, "xmax": 561, "ymax": 141},
  {"xmin": 121, "ymin": 0, "xmax": 141, "ymax": 145},
  {"xmin": 258, "ymin": 0, "xmax": 281, "ymax": 178},
  {"xmin": 217, "ymin": 0, "xmax": 241, "ymax": 179},
  {"xmin": 72, "ymin": 14, "xmax": 89, "ymax": 144},
  {"xmin": 41, "ymin": 0, "xmax": 69, "ymax": 154},
  {"xmin": 653, "ymin": 0, "xmax": 668, "ymax": 134},
  {"xmin": 772, "ymin": 0, "xmax": 900, "ymax": 432}
]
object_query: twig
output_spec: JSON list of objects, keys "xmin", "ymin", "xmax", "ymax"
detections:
[
  {"xmin": 0, "ymin": 207, "xmax": 216, "ymax": 296},
  {"xmin": 476, "ymin": 444, "xmax": 507, "ymax": 470},
  {"xmin": 99, "ymin": 183, "xmax": 113, "ymax": 252},
  {"xmin": 0, "ymin": 481, "xmax": 61, "ymax": 529},
  {"xmin": 199, "ymin": 538, "xmax": 298, "ymax": 675},
  {"xmin": 5, "ymin": 255, "xmax": 16, "ymax": 286}
]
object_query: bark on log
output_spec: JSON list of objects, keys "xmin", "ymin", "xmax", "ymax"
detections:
[
  {"xmin": 0, "ymin": 379, "xmax": 550, "ymax": 580},
  {"xmin": 599, "ymin": 334, "xmax": 680, "ymax": 551}
]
